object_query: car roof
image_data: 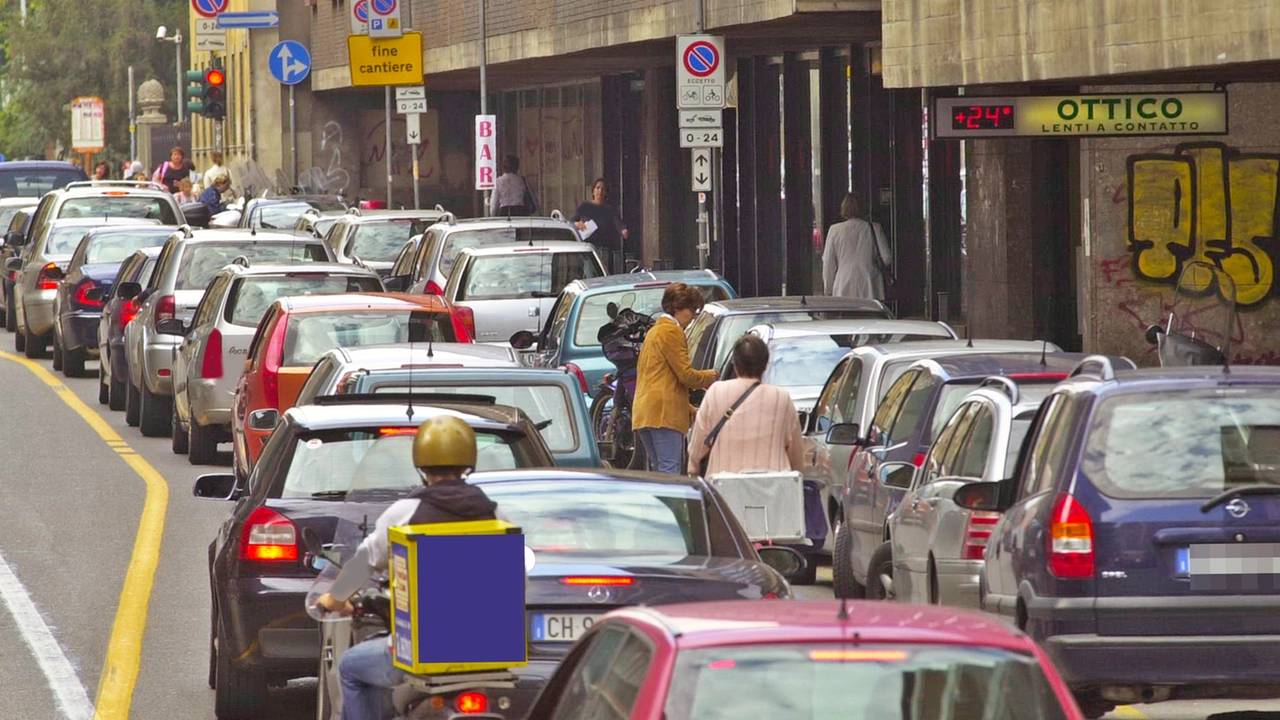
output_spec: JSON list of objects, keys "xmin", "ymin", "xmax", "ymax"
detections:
[
  {"xmin": 338, "ymin": 210, "xmax": 446, "ymax": 223},
  {"xmin": 54, "ymin": 182, "xmax": 173, "ymax": 198},
  {"xmin": 48, "ymin": 217, "xmax": 162, "ymax": 228},
  {"xmin": 1065, "ymin": 363, "xmax": 1280, "ymax": 394},
  {"xmin": 917, "ymin": 351, "xmax": 1107, "ymax": 380},
  {"xmin": 329, "ymin": 342, "xmax": 519, "ymax": 367},
  {"xmin": 457, "ymin": 240, "xmax": 592, "ymax": 257},
  {"xmin": 185, "ymin": 229, "xmax": 315, "ymax": 243},
  {"xmin": 82, "ymin": 224, "xmax": 177, "ymax": 236},
  {"xmin": 613, "ymin": 600, "xmax": 1035, "ymax": 652},
  {"xmin": 756, "ymin": 318, "xmax": 953, "ymax": 339},
  {"xmin": 221, "ymin": 262, "xmax": 377, "ymax": 277},
  {"xmin": 708, "ymin": 296, "xmax": 890, "ymax": 314},
  {"xmin": 277, "ymin": 292, "xmax": 451, "ymax": 313},
  {"xmin": 852, "ymin": 338, "xmax": 1057, "ymax": 359},
  {"xmin": 0, "ymin": 160, "xmax": 85, "ymax": 170},
  {"xmin": 437, "ymin": 215, "xmax": 578, "ymax": 231},
  {"xmin": 465, "ymin": 467, "xmax": 706, "ymax": 489},
  {"xmin": 285, "ymin": 400, "xmax": 527, "ymax": 431},
  {"xmin": 343, "ymin": 365, "xmax": 579, "ymax": 384},
  {"xmin": 570, "ymin": 269, "xmax": 728, "ymax": 292},
  {"xmin": 0, "ymin": 197, "xmax": 37, "ymax": 208}
]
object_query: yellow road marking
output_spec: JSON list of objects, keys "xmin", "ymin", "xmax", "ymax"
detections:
[
  {"xmin": 1112, "ymin": 706, "xmax": 1147, "ymax": 719},
  {"xmin": 0, "ymin": 351, "xmax": 170, "ymax": 720}
]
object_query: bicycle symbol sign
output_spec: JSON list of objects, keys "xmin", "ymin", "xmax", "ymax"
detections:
[
  {"xmin": 371, "ymin": 0, "xmax": 396, "ymax": 14},
  {"xmin": 683, "ymin": 41, "xmax": 719, "ymax": 78}
]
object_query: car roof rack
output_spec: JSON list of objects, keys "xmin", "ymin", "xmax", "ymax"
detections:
[
  {"xmin": 980, "ymin": 375, "xmax": 1020, "ymax": 405},
  {"xmin": 230, "ymin": 255, "xmax": 252, "ymax": 268},
  {"xmin": 441, "ymin": 211, "xmax": 458, "ymax": 225},
  {"xmin": 1069, "ymin": 355, "xmax": 1119, "ymax": 381},
  {"xmin": 66, "ymin": 180, "xmax": 164, "ymax": 191},
  {"xmin": 313, "ymin": 392, "xmax": 497, "ymax": 406},
  {"xmin": 550, "ymin": 209, "xmax": 565, "ymax": 221},
  {"xmin": 434, "ymin": 204, "xmax": 447, "ymax": 213},
  {"xmin": 345, "ymin": 206, "xmax": 362, "ymax": 216}
]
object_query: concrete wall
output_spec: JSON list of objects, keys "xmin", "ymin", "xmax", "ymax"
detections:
[
  {"xmin": 1080, "ymin": 83, "xmax": 1280, "ymax": 365},
  {"xmin": 882, "ymin": 0, "xmax": 1280, "ymax": 88}
]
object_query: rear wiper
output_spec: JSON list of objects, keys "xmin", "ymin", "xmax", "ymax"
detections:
[
  {"xmin": 535, "ymin": 418, "xmax": 554, "ymax": 431},
  {"xmin": 530, "ymin": 291, "xmax": 558, "ymax": 298},
  {"xmin": 312, "ymin": 491, "xmax": 348, "ymax": 500},
  {"xmin": 1200, "ymin": 484, "xmax": 1280, "ymax": 513}
]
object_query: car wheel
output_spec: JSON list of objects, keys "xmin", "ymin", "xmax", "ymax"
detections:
[
  {"xmin": 208, "ymin": 608, "xmax": 218, "ymax": 690},
  {"xmin": 125, "ymin": 382, "xmax": 141, "ymax": 427},
  {"xmin": 171, "ymin": 403, "xmax": 189, "ymax": 454},
  {"xmin": 189, "ymin": 421, "xmax": 218, "ymax": 465},
  {"xmin": 52, "ymin": 338, "xmax": 63, "ymax": 371},
  {"xmin": 139, "ymin": 383, "xmax": 172, "ymax": 437},
  {"xmin": 928, "ymin": 557, "xmax": 940, "ymax": 605},
  {"xmin": 831, "ymin": 520, "xmax": 866, "ymax": 599},
  {"xmin": 109, "ymin": 367, "xmax": 127, "ymax": 411},
  {"xmin": 23, "ymin": 327, "xmax": 45, "ymax": 359},
  {"xmin": 13, "ymin": 320, "xmax": 24, "ymax": 351},
  {"xmin": 792, "ymin": 546, "xmax": 819, "ymax": 586},
  {"xmin": 63, "ymin": 347, "xmax": 85, "ymax": 378},
  {"xmin": 215, "ymin": 620, "xmax": 269, "ymax": 719},
  {"xmin": 3, "ymin": 291, "xmax": 13, "ymax": 332},
  {"xmin": 98, "ymin": 365, "xmax": 110, "ymax": 405},
  {"xmin": 1073, "ymin": 690, "xmax": 1114, "ymax": 720},
  {"xmin": 866, "ymin": 542, "xmax": 894, "ymax": 601}
]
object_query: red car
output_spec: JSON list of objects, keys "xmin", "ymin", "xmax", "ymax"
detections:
[{"xmin": 524, "ymin": 600, "xmax": 1083, "ymax": 720}]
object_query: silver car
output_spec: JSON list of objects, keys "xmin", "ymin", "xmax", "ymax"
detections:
[
  {"xmin": 7, "ymin": 217, "xmax": 159, "ymax": 358},
  {"xmin": 322, "ymin": 208, "xmax": 445, "ymax": 277},
  {"xmin": 886, "ymin": 379, "xmax": 1049, "ymax": 608},
  {"xmin": 122, "ymin": 228, "xmax": 333, "ymax": 437},
  {"xmin": 170, "ymin": 262, "xmax": 383, "ymax": 464},
  {"xmin": 443, "ymin": 241, "xmax": 605, "ymax": 344},
  {"xmin": 295, "ymin": 343, "xmax": 522, "ymax": 405}
]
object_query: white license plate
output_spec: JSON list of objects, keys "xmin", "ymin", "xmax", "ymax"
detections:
[{"xmin": 529, "ymin": 613, "xmax": 600, "ymax": 643}]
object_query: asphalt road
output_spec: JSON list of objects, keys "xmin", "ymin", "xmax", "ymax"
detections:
[{"xmin": 1, "ymin": 346, "xmax": 1277, "ymax": 720}]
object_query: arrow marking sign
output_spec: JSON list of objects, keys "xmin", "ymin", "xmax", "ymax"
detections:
[
  {"xmin": 691, "ymin": 148, "xmax": 712, "ymax": 191},
  {"xmin": 406, "ymin": 112, "xmax": 422, "ymax": 145},
  {"xmin": 217, "ymin": 10, "xmax": 280, "ymax": 28},
  {"xmin": 269, "ymin": 41, "xmax": 311, "ymax": 86}
]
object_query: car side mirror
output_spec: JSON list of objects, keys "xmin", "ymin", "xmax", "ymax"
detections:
[
  {"xmin": 5, "ymin": 231, "xmax": 26, "ymax": 247},
  {"xmin": 193, "ymin": 473, "xmax": 238, "ymax": 500},
  {"xmin": 248, "ymin": 408, "xmax": 279, "ymax": 430},
  {"xmin": 881, "ymin": 464, "xmax": 916, "ymax": 489},
  {"xmin": 84, "ymin": 287, "xmax": 104, "ymax": 303},
  {"xmin": 509, "ymin": 330, "xmax": 536, "ymax": 350},
  {"xmin": 825, "ymin": 423, "xmax": 863, "ymax": 446},
  {"xmin": 953, "ymin": 478, "xmax": 1016, "ymax": 513},
  {"xmin": 757, "ymin": 546, "xmax": 808, "ymax": 584},
  {"xmin": 383, "ymin": 274, "xmax": 409, "ymax": 291},
  {"xmin": 1145, "ymin": 324, "xmax": 1165, "ymax": 346},
  {"xmin": 44, "ymin": 265, "xmax": 64, "ymax": 280},
  {"xmin": 155, "ymin": 318, "xmax": 188, "ymax": 336},
  {"xmin": 116, "ymin": 281, "xmax": 141, "ymax": 300},
  {"xmin": 4, "ymin": 256, "xmax": 22, "ymax": 273}
]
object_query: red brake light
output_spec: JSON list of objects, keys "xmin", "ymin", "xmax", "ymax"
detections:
[
  {"xmin": 560, "ymin": 576, "xmax": 634, "ymax": 586},
  {"xmin": 455, "ymin": 305, "xmax": 475, "ymax": 339},
  {"xmin": 379, "ymin": 427, "xmax": 419, "ymax": 436},
  {"xmin": 238, "ymin": 506, "xmax": 298, "ymax": 562},
  {"xmin": 263, "ymin": 319, "xmax": 287, "ymax": 408},
  {"xmin": 563, "ymin": 363, "xmax": 588, "ymax": 393},
  {"xmin": 961, "ymin": 511, "xmax": 1002, "ymax": 560},
  {"xmin": 1048, "ymin": 493, "xmax": 1094, "ymax": 578},
  {"xmin": 762, "ymin": 591, "xmax": 779, "ymax": 599},
  {"xmin": 74, "ymin": 279, "xmax": 103, "ymax": 308},
  {"xmin": 1006, "ymin": 372, "xmax": 1069, "ymax": 382},
  {"xmin": 156, "ymin": 294, "xmax": 176, "ymax": 323},
  {"xmin": 425, "ymin": 280, "xmax": 444, "ymax": 296},
  {"xmin": 37, "ymin": 263, "xmax": 60, "ymax": 290},
  {"xmin": 455, "ymin": 692, "xmax": 487, "ymax": 714},
  {"xmin": 911, "ymin": 452, "xmax": 926, "ymax": 468},
  {"xmin": 120, "ymin": 298, "xmax": 140, "ymax": 327},
  {"xmin": 200, "ymin": 328, "xmax": 223, "ymax": 379}
]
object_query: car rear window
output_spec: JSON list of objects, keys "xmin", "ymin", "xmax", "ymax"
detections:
[
  {"xmin": 44, "ymin": 226, "xmax": 91, "ymax": 255},
  {"xmin": 664, "ymin": 644, "xmax": 1068, "ymax": 720},
  {"xmin": 225, "ymin": 275, "xmax": 383, "ymax": 327},
  {"xmin": 712, "ymin": 310, "xmax": 892, "ymax": 371},
  {"xmin": 458, "ymin": 251, "xmax": 602, "ymax": 301},
  {"xmin": 929, "ymin": 381, "xmax": 1055, "ymax": 443},
  {"xmin": 176, "ymin": 242, "xmax": 329, "ymax": 289},
  {"xmin": 82, "ymin": 228, "xmax": 172, "ymax": 266},
  {"xmin": 58, "ymin": 196, "xmax": 178, "ymax": 224},
  {"xmin": 762, "ymin": 334, "xmax": 945, "ymax": 389},
  {"xmin": 252, "ymin": 201, "xmax": 344, "ymax": 229},
  {"xmin": 479, "ymin": 480, "xmax": 710, "ymax": 558},
  {"xmin": 282, "ymin": 310, "xmax": 459, "ymax": 365},
  {"xmin": 574, "ymin": 285, "xmax": 732, "ymax": 348},
  {"xmin": 348, "ymin": 220, "xmax": 432, "ymax": 262},
  {"xmin": 440, "ymin": 227, "xmax": 579, "ymax": 276},
  {"xmin": 276, "ymin": 427, "xmax": 530, "ymax": 497},
  {"xmin": 362, "ymin": 383, "xmax": 578, "ymax": 452},
  {"xmin": 0, "ymin": 169, "xmax": 87, "ymax": 197},
  {"xmin": 1082, "ymin": 388, "xmax": 1280, "ymax": 499}
]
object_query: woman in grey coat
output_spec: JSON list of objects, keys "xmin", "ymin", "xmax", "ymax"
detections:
[{"xmin": 822, "ymin": 194, "xmax": 892, "ymax": 300}]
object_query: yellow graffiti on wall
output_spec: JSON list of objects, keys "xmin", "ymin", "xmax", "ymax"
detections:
[{"xmin": 1128, "ymin": 142, "xmax": 1280, "ymax": 306}]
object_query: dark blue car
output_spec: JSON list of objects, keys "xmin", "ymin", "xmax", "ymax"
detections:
[
  {"xmin": 97, "ymin": 247, "xmax": 162, "ymax": 411},
  {"xmin": 955, "ymin": 358, "xmax": 1280, "ymax": 717},
  {"xmin": 53, "ymin": 225, "xmax": 174, "ymax": 378}
]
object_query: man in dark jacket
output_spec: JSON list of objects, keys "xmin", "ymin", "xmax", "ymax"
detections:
[{"xmin": 316, "ymin": 415, "xmax": 498, "ymax": 720}]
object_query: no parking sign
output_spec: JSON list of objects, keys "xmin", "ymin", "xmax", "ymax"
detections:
[{"xmin": 676, "ymin": 35, "xmax": 726, "ymax": 109}]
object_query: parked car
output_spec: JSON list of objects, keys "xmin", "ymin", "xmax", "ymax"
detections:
[
  {"xmin": 97, "ymin": 247, "xmax": 161, "ymax": 412},
  {"xmin": 52, "ymin": 224, "xmax": 174, "ymax": 377},
  {"xmin": 832, "ymin": 352, "xmax": 1134, "ymax": 601},
  {"xmin": 684, "ymin": 296, "xmax": 898, "ymax": 373},
  {"xmin": 1, "ymin": 201, "xmax": 39, "ymax": 330},
  {"xmin": 443, "ymin": 241, "xmax": 605, "ymax": 344},
  {"xmin": 526, "ymin": 600, "xmax": 1084, "ymax": 720},
  {"xmin": 887, "ymin": 376, "xmax": 1047, "ymax": 608},
  {"xmin": 289, "ymin": 208, "xmax": 343, "ymax": 239},
  {"xmin": 0, "ymin": 160, "xmax": 88, "ymax": 198},
  {"xmin": 388, "ymin": 212, "xmax": 583, "ymax": 296},
  {"xmin": 322, "ymin": 207, "xmax": 446, "ymax": 277},
  {"xmin": 19, "ymin": 180, "xmax": 181, "ymax": 248},
  {"xmin": 514, "ymin": 270, "xmax": 737, "ymax": 394},
  {"xmin": 121, "ymin": 228, "xmax": 333, "ymax": 436},
  {"xmin": 295, "ymin": 348, "xmax": 600, "ymax": 467},
  {"xmin": 954, "ymin": 360, "xmax": 1280, "ymax": 717},
  {"xmin": 235, "ymin": 195, "xmax": 347, "ymax": 230},
  {"xmin": 195, "ymin": 400, "xmax": 556, "ymax": 719},
  {"xmin": 229, "ymin": 295, "xmax": 480, "ymax": 479},
  {"xmin": 170, "ymin": 263, "xmax": 384, "ymax": 464}
]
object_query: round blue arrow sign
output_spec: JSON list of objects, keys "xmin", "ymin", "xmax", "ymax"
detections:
[{"xmin": 269, "ymin": 41, "xmax": 311, "ymax": 86}]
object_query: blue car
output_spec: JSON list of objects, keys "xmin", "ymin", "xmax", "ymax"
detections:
[
  {"xmin": 518, "ymin": 270, "xmax": 737, "ymax": 396},
  {"xmin": 53, "ymin": 224, "xmax": 174, "ymax": 378},
  {"xmin": 97, "ymin": 247, "xmax": 162, "ymax": 411},
  {"xmin": 954, "ymin": 358, "xmax": 1280, "ymax": 717}
]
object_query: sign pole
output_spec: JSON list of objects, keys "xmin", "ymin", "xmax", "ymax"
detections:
[
  {"xmin": 289, "ymin": 85, "xmax": 298, "ymax": 191},
  {"xmin": 479, "ymin": 0, "xmax": 489, "ymax": 216},
  {"xmin": 385, "ymin": 86, "xmax": 393, "ymax": 206},
  {"xmin": 412, "ymin": 104, "xmax": 422, "ymax": 210}
]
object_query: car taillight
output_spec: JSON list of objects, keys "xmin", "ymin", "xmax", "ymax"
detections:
[
  {"xmin": 119, "ymin": 298, "xmax": 140, "ymax": 327},
  {"xmin": 425, "ymin": 280, "xmax": 445, "ymax": 296},
  {"xmin": 74, "ymin": 279, "xmax": 103, "ymax": 308},
  {"xmin": 1048, "ymin": 493, "xmax": 1094, "ymax": 578},
  {"xmin": 559, "ymin": 576, "xmax": 634, "ymax": 586},
  {"xmin": 455, "ymin": 692, "xmax": 487, "ymax": 714},
  {"xmin": 238, "ymin": 506, "xmax": 298, "ymax": 562},
  {"xmin": 37, "ymin": 263, "xmax": 60, "ymax": 291},
  {"xmin": 455, "ymin": 305, "xmax": 475, "ymax": 338},
  {"xmin": 200, "ymin": 328, "xmax": 224, "ymax": 379},
  {"xmin": 911, "ymin": 452, "xmax": 926, "ymax": 468},
  {"xmin": 762, "ymin": 591, "xmax": 780, "ymax": 599},
  {"xmin": 156, "ymin": 294, "xmax": 176, "ymax": 323},
  {"xmin": 263, "ymin": 319, "xmax": 287, "ymax": 408},
  {"xmin": 960, "ymin": 511, "xmax": 1002, "ymax": 560},
  {"xmin": 563, "ymin": 363, "xmax": 588, "ymax": 393}
]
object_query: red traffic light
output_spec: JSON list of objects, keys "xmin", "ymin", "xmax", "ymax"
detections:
[{"xmin": 205, "ymin": 69, "xmax": 225, "ymax": 86}]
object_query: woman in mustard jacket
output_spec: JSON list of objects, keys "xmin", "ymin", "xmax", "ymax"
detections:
[{"xmin": 632, "ymin": 283, "xmax": 718, "ymax": 473}]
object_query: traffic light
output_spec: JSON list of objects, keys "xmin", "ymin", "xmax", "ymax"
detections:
[
  {"xmin": 185, "ymin": 70, "xmax": 206, "ymax": 116},
  {"xmin": 203, "ymin": 60, "xmax": 226, "ymax": 120}
]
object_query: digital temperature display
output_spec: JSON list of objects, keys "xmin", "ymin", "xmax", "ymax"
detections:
[{"xmin": 951, "ymin": 105, "xmax": 1016, "ymax": 131}]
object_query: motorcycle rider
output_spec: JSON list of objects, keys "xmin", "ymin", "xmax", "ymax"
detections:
[{"xmin": 315, "ymin": 415, "xmax": 499, "ymax": 720}]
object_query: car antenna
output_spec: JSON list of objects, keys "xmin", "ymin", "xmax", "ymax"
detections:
[
  {"xmin": 1039, "ymin": 338, "xmax": 1048, "ymax": 366},
  {"xmin": 407, "ymin": 335, "xmax": 417, "ymax": 421},
  {"xmin": 800, "ymin": 294, "xmax": 807, "ymax": 307},
  {"xmin": 965, "ymin": 324, "xmax": 973, "ymax": 348}
]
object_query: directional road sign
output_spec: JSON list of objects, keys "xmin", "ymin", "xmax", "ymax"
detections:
[
  {"xmin": 691, "ymin": 148, "xmax": 712, "ymax": 192},
  {"xmin": 195, "ymin": 17, "xmax": 226, "ymax": 52},
  {"xmin": 351, "ymin": 0, "xmax": 369, "ymax": 35},
  {"xmin": 679, "ymin": 127, "xmax": 724, "ymax": 148},
  {"xmin": 217, "ymin": 11, "xmax": 279, "ymax": 29},
  {"xmin": 269, "ymin": 41, "xmax": 311, "ymax": 86},
  {"xmin": 369, "ymin": 0, "xmax": 403, "ymax": 38},
  {"xmin": 192, "ymin": 0, "xmax": 228, "ymax": 19},
  {"xmin": 406, "ymin": 112, "xmax": 422, "ymax": 145},
  {"xmin": 676, "ymin": 35, "xmax": 726, "ymax": 110}
]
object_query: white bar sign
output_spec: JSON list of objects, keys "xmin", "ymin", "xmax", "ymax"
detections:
[
  {"xmin": 406, "ymin": 112, "xmax": 421, "ymax": 145},
  {"xmin": 396, "ymin": 85, "xmax": 426, "ymax": 114},
  {"xmin": 691, "ymin": 148, "xmax": 712, "ymax": 192},
  {"xmin": 679, "ymin": 127, "xmax": 724, "ymax": 148},
  {"xmin": 475, "ymin": 114, "xmax": 497, "ymax": 190}
]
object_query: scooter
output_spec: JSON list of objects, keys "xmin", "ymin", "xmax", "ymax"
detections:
[
  {"xmin": 1145, "ymin": 260, "xmax": 1238, "ymax": 367},
  {"xmin": 589, "ymin": 298, "xmax": 653, "ymax": 469}
]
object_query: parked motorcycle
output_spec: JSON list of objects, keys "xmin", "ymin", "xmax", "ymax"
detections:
[
  {"xmin": 1145, "ymin": 260, "xmax": 1237, "ymax": 366},
  {"xmin": 589, "ymin": 297, "xmax": 653, "ymax": 469}
]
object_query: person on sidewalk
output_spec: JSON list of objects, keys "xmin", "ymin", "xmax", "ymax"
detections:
[
  {"xmin": 572, "ymin": 178, "xmax": 628, "ymax": 270},
  {"xmin": 822, "ymin": 193, "xmax": 892, "ymax": 300},
  {"xmin": 489, "ymin": 155, "xmax": 537, "ymax": 217}
]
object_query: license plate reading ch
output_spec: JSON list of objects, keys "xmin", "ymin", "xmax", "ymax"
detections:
[{"xmin": 530, "ymin": 613, "xmax": 600, "ymax": 642}]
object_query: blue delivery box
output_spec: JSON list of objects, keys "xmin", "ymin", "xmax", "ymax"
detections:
[{"xmin": 387, "ymin": 519, "xmax": 528, "ymax": 675}]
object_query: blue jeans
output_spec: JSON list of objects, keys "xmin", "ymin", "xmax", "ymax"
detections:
[
  {"xmin": 339, "ymin": 637, "xmax": 400, "ymax": 720},
  {"xmin": 638, "ymin": 427, "xmax": 685, "ymax": 475}
]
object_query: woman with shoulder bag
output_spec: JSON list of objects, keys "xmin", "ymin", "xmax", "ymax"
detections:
[{"xmin": 822, "ymin": 193, "xmax": 892, "ymax": 300}]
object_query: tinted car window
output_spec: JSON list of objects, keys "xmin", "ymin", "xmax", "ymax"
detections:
[
  {"xmin": 871, "ymin": 370, "xmax": 918, "ymax": 443},
  {"xmin": 348, "ymin": 221, "xmax": 431, "ymax": 262},
  {"xmin": 251, "ymin": 201, "xmax": 343, "ymax": 229},
  {"xmin": 365, "ymin": 383, "xmax": 577, "ymax": 452},
  {"xmin": 58, "ymin": 196, "xmax": 178, "ymax": 224},
  {"xmin": 955, "ymin": 406, "xmax": 996, "ymax": 478},
  {"xmin": 888, "ymin": 371, "xmax": 938, "ymax": 445},
  {"xmin": 812, "ymin": 358, "xmax": 851, "ymax": 433},
  {"xmin": 929, "ymin": 382, "xmax": 1055, "ymax": 444},
  {"xmin": 458, "ymin": 252, "xmax": 601, "ymax": 301},
  {"xmin": 440, "ymin": 227, "xmax": 579, "ymax": 277},
  {"xmin": 1020, "ymin": 395, "xmax": 1069, "ymax": 497},
  {"xmin": 574, "ymin": 285, "xmax": 731, "ymax": 348},
  {"xmin": 282, "ymin": 310, "xmax": 458, "ymax": 366},
  {"xmin": 1004, "ymin": 412, "xmax": 1036, "ymax": 478},
  {"xmin": 0, "ymin": 168, "xmax": 87, "ymax": 197},
  {"xmin": 1082, "ymin": 388, "xmax": 1280, "ymax": 499},
  {"xmin": 711, "ymin": 309, "xmax": 892, "ymax": 371},
  {"xmin": 81, "ymin": 228, "xmax": 171, "ymax": 266},
  {"xmin": 176, "ymin": 242, "xmax": 328, "ymax": 289},
  {"xmin": 225, "ymin": 275, "xmax": 382, "ymax": 327}
]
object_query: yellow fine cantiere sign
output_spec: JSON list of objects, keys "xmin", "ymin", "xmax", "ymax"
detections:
[
  {"xmin": 348, "ymin": 31, "xmax": 423, "ymax": 87},
  {"xmin": 933, "ymin": 92, "xmax": 1228, "ymax": 138}
]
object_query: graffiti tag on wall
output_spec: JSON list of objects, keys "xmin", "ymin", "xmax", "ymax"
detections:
[{"xmin": 1128, "ymin": 142, "xmax": 1280, "ymax": 306}]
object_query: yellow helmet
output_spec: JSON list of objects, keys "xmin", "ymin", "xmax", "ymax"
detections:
[{"xmin": 412, "ymin": 416, "xmax": 477, "ymax": 469}]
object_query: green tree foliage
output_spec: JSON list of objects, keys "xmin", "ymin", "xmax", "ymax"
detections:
[{"xmin": 0, "ymin": 0, "xmax": 187, "ymax": 161}]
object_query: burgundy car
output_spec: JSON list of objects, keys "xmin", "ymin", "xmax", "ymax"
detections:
[{"xmin": 525, "ymin": 600, "xmax": 1084, "ymax": 720}]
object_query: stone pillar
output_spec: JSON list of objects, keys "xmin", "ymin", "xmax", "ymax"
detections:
[
  {"xmin": 963, "ymin": 138, "xmax": 1038, "ymax": 339},
  {"xmin": 134, "ymin": 79, "xmax": 169, "ymax": 172}
]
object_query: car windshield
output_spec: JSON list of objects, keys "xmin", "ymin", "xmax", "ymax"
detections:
[
  {"xmin": 479, "ymin": 480, "xmax": 711, "ymax": 558},
  {"xmin": 176, "ymin": 242, "xmax": 328, "ymax": 289},
  {"xmin": 712, "ymin": 310, "xmax": 894, "ymax": 371},
  {"xmin": 763, "ymin": 334, "xmax": 945, "ymax": 389},
  {"xmin": 928, "ymin": 381, "xmax": 1056, "ymax": 444},
  {"xmin": 44, "ymin": 226, "xmax": 91, "ymax": 255},
  {"xmin": 282, "ymin": 310, "xmax": 459, "ymax": 365},
  {"xmin": 82, "ymin": 228, "xmax": 172, "ymax": 266},
  {"xmin": 277, "ymin": 427, "xmax": 526, "ymax": 497},
  {"xmin": 226, "ymin": 275, "xmax": 383, "ymax": 327},
  {"xmin": 253, "ymin": 201, "xmax": 344, "ymax": 229},
  {"xmin": 440, "ymin": 226, "xmax": 579, "ymax": 277},
  {"xmin": 1082, "ymin": 388, "xmax": 1280, "ymax": 499},
  {"xmin": 348, "ymin": 220, "xmax": 433, "ymax": 262},
  {"xmin": 57, "ymin": 196, "xmax": 178, "ymax": 224},
  {"xmin": 574, "ymin": 285, "xmax": 732, "ymax": 348},
  {"xmin": 364, "ymin": 383, "xmax": 577, "ymax": 452},
  {"xmin": 458, "ymin": 252, "xmax": 601, "ymax": 301},
  {"xmin": 0, "ymin": 169, "xmax": 86, "ymax": 197},
  {"xmin": 664, "ymin": 644, "xmax": 1068, "ymax": 720}
]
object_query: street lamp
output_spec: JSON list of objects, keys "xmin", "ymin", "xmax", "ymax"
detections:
[{"xmin": 156, "ymin": 25, "xmax": 184, "ymax": 124}]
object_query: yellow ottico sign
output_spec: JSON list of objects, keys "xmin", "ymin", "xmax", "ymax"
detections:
[
  {"xmin": 348, "ymin": 31, "xmax": 423, "ymax": 87},
  {"xmin": 933, "ymin": 92, "xmax": 1228, "ymax": 138}
]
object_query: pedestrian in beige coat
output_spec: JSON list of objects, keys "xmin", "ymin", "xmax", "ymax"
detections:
[{"xmin": 822, "ymin": 193, "xmax": 892, "ymax": 300}]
